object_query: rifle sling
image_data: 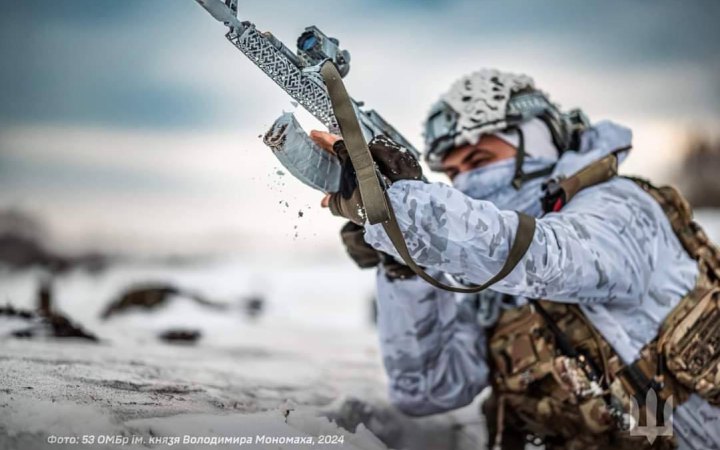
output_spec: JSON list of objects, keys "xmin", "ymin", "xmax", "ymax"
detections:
[
  {"xmin": 382, "ymin": 196, "xmax": 536, "ymax": 293},
  {"xmin": 320, "ymin": 61, "xmax": 536, "ymax": 293},
  {"xmin": 320, "ymin": 62, "xmax": 389, "ymax": 224}
]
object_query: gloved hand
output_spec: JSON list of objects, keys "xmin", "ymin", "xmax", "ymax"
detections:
[
  {"xmin": 327, "ymin": 139, "xmax": 366, "ymax": 224},
  {"xmin": 366, "ymin": 135, "xmax": 423, "ymax": 184},
  {"xmin": 340, "ymin": 221, "xmax": 380, "ymax": 268},
  {"xmin": 340, "ymin": 221, "xmax": 416, "ymax": 280},
  {"xmin": 319, "ymin": 134, "xmax": 423, "ymax": 225},
  {"xmin": 379, "ymin": 253, "xmax": 416, "ymax": 280}
]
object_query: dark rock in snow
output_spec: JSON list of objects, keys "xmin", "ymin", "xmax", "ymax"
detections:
[
  {"xmin": 0, "ymin": 304, "xmax": 98, "ymax": 342},
  {"xmin": 243, "ymin": 296, "xmax": 265, "ymax": 319},
  {"xmin": 102, "ymin": 285, "xmax": 180, "ymax": 319},
  {"xmin": 159, "ymin": 329, "xmax": 202, "ymax": 343},
  {"xmin": 102, "ymin": 283, "xmax": 227, "ymax": 319},
  {"xmin": 37, "ymin": 273, "xmax": 54, "ymax": 315}
]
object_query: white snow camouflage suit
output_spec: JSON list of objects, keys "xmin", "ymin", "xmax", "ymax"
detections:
[{"xmin": 363, "ymin": 121, "xmax": 720, "ymax": 449}]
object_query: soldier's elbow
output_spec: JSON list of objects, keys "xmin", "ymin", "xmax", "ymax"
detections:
[
  {"xmin": 388, "ymin": 377, "xmax": 485, "ymax": 417},
  {"xmin": 390, "ymin": 395, "xmax": 433, "ymax": 416},
  {"xmin": 390, "ymin": 391, "xmax": 478, "ymax": 417}
]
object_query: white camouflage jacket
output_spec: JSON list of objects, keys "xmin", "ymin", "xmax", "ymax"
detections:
[{"xmin": 364, "ymin": 122, "xmax": 720, "ymax": 449}]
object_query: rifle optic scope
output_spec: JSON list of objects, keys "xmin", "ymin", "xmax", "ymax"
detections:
[{"xmin": 297, "ymin": 26, "xmax": 351, "ymax": 77}]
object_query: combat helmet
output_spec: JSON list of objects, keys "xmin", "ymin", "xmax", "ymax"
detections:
[{"xmin": 423, "ymin": 69, "xmax": 589, "ymax": 187}]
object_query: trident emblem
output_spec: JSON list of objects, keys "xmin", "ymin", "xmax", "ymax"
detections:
[{"xmin": 629, "ymin": 388, "xmax": 674, "ymax": 443}]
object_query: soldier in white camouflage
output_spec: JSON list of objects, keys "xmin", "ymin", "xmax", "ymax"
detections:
[{"xmin": 311, "ymin": 69, "xmax": 720, "ymax": 449}]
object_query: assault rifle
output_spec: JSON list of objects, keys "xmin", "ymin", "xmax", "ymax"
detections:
[
  {"xmin": 193, "ymin": 0, "xmax": 417, "ymax": 192},
  {"xmin": 193, "ymin": 0, "xmax": 538, "ymax": 295}
]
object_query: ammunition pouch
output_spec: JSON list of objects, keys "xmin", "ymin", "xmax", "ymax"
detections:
[
  {"xmin": 488, "ymin": 304, "xmax": 555, "ymax": 393},
  {"xmin": 631, "ymin": 178, "xmax": 720, "ymax": 406},
  {"xmin": 488, "ymin": 301, "xmax": 676, "ymax": 449},
  {"xmin": 658, "ymin": 284, "xmax": 720, "ymax": 404},
  {"xmin": 487, "ymin": 170, "xmax": 720, "ymax": 448},
  {"xmin": 489, "ymin": 302, "xmax": 621, "ymax": 437}
]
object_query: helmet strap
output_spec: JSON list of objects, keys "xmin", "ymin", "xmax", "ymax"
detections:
[{"xmin": 511, "ymin": 127, "xmax": 556, "ymax": 190}]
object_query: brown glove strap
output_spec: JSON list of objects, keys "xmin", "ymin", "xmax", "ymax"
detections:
[{"xmin": 321, "ymin": 61, "xmax": 536, "ymax": 293}]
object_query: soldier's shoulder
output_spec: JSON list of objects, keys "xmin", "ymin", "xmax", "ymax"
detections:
[
  {"xmin": 561, "ymin": 176, "xmax": 668, "ymax": 228},
  {"xmin": 570, "ymin": 176, "xmax": 657, "ymax": 208}
]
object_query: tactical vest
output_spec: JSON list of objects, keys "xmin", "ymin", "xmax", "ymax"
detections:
[{"xmin": 486, "ymin": 155, "xmax": 720, "ymax": 450}]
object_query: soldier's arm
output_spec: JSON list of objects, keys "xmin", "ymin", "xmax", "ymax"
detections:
[
  {"xmin": 364, "ymin": 177, "xmax": 662, "ymax": 305},
  {"xmin": 375, "ymin": 268, "xmax": 489, "ymax": 416}
]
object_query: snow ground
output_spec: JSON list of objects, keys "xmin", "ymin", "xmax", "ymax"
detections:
[
  {"xmin": 1, "ymin": 210, "xmax": 717, "ymax": 450},
  {"xmin": 0, "ymin": 257, "xmax": 486, "ymax": 450}
]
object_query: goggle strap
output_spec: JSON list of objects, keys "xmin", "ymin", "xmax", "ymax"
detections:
[{"xmin": 511, "ymin": 126, "xmax": 556, "ymax": 188}]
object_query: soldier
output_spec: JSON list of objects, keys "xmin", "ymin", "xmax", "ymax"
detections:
[{"xmin": 310, "ymin": 69, "xmax": 720, "ymax": 449}]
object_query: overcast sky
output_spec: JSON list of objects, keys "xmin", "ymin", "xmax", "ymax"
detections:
[{"xmin": 1, "ymin": 0, "xmax": 718, "ymax": 257}]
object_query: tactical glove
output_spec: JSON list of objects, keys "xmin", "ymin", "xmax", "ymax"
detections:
[
  {"xmin": 327, "ymin": 135, "xmax": 423, "ymax": 225},
  {"xmin": 340, "ymin": 221, "xmax": 416, "ymax": 281},
  {"xmin": 366, "ymin": 135, "xmax": 423, "ymax": 183},
  {"xmin": 340, "ymin": 221, "xmax": 380, "ymax": 268},
  {"xmin": 379, "ymin": 253, "xmax": 416, "ymax": 280}
]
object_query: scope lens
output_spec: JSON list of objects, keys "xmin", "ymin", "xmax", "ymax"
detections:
[{"xmin": 300, "ymin": 35, "xmax": 317, "ymax": 51}]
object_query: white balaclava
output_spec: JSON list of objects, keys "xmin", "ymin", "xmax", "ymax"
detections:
[
  {"xmin": 494, "ymin": 118, "xmax": 559, "ymax": 162},
  {"xmin": 452, "ymin": 118, "xmax": 558, "ymax": 217}
]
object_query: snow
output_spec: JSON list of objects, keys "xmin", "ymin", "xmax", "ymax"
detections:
[
  {"xmin": 124, "ymin": 412, "xmax": 388, "ymax": 450},
  {"xmin": 3, "ymin": 210, "xmax": 716, "ymax": 449},
  {"xmin": 0, "ymin": 257, "xmax": 485, "ymax": 449},
  {"xmin": 1, "ymin": 257, "xmax": 377, "ymax": 338},
  {"xmin": 0, "ymin": 258, "xmax": 386, "ymax": 447}
]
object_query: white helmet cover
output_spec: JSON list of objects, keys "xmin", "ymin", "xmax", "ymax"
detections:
[
  {"xmin": 423, "ymin": 69, "xmax": 574, "ymax": 172},
  {"xmin": 442, "ymin": 69, "xmax": 534, "ymax": 147}
]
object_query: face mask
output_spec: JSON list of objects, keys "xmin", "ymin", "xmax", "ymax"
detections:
[{"xmin": 452, "ymin": 158, "xmax": 551, "ymax": 217}]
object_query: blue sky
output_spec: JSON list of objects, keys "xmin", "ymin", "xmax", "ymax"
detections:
[{"xmin": 0, "ymin": 0, "xmax": 718, "ymax": 256}]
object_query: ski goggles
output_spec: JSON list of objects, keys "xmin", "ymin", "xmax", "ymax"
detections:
[
  {"xmin": 423, "ymin": 92, "xmax": 566, "ymax": 171},
  {"xmin": 423, "ymin": 101, "xmax": 460, "ymax": 171}
]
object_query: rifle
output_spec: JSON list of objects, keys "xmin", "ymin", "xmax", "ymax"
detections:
[
  {"xmin": 194, "ymin": 0, "xmax": 537, "ymax": 294},
  {"xmin": 193, "ymin": 0, "xmax": 418, "ymax": 192}
]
